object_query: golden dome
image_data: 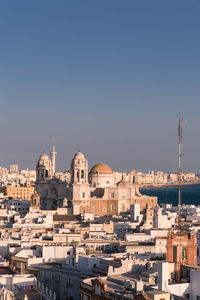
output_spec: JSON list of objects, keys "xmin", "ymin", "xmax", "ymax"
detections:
[{"xmin": 90, "ymin": 163, "xmax": 112, "ymax": 174}]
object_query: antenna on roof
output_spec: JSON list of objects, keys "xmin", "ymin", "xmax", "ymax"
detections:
[{"xmin": 178, "ymin": 116, "xmax": 183, "ymax": 231}]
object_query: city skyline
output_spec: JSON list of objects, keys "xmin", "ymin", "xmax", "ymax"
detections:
[
  {"xmin": 0, "ymin": 1, "xmax": 200, "ymax": 172},
  {"xmin": 0, "ymin": 143, "xmax": 198, "ymax": 175}
]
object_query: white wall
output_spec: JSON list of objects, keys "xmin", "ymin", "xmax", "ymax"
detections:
[
  {"xmin": 190, "ymin": 270, "xmax": 200, "ymax": 300},
  {"xmin": 0, "ymin": 275, "xmax": 36, "ymax": 290},
  {"xmin": 78, "ymin": 256, "xmax": 100, "ymax": 269},
  {"xmin": 125, "ymin": 233, "xmax": 152, "ymax": 242},
  {"xmin": 167, "ymin": 283, "xmax": 190, "ymax": 297},
  {"xmin": 42, "ymin": 246, "xmax": 73, "ymax": 261}
]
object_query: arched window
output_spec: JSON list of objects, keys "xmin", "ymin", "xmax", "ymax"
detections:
[
  {"xmin": 81, "ymin": 170, "xmax": 84, "ymax": 179},
  {"xmin": 45, "ymin": 170, "xmax": 48, "ymax": 177},
  {"xmin": 77, "ymin": 170, "xmax": 80, "ymax": 181},
  {"xmin": 34, "ymin": 199, "xmax": 36, "ymax": 205}
]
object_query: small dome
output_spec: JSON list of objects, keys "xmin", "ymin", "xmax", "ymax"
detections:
[
  {"xmin": 117, "ymin": 176, "xmax": 132, "ymax": 188},
  {"xmin": 90, "ymin": 163, "xmax": 112, "ymax": 174},
  {"xmin": 39, "ymin": 153, "xmax": 49, "ymax": 161},
  {"xmin": 37, "ymin": 153, "xmax": 50, "ymax": 166},
  {"xmin": 73, "ymin": 151, "xmax": 85, "ymax": 160}
]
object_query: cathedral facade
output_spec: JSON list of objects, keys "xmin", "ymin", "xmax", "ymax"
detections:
[{"xmin": 33, "ymin": 145, "xmax": 157, "ymax": 216}]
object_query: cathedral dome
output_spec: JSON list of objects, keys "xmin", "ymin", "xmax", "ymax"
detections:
[{"xmin": 90, "ymin": 163, "xmax": 112, "ymax": 174}]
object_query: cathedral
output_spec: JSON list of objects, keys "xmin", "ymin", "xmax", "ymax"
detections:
[{"xmin": 32, "ymin": 144, "xmax": 157, "ymax": 216}]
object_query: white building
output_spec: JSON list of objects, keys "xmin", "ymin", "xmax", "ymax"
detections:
[
  {"xmin": 157, "ymin": 262, "xmax": 200, "ymax": 300},
  {"xmin": 153, "ymin": 207, "xmax": 177, "ymax": 229},
  {"xmin": 6, "ymin": 199, "xmax": 30, "ymax": 213},
  {"xmin": 130, "ymin": 203, "xmax": 142, "ymax": 223}
]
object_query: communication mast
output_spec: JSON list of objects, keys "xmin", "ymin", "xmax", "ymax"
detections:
[{"xmin": 178, "ymin": 117, "xmax": 183, "ymax": 230}]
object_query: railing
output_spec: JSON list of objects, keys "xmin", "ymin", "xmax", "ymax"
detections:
[
  {"xmin": 34, "ymin": 280, "xmax": 57, "ymax": 300},
  {"xmin": 80, "ymin": 282, "xmax": 93, "ymax": 291}
]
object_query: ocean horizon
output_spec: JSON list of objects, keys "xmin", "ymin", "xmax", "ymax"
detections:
[{"xmin": 141, "ymin": 184, "xmax": 200, "ymax": 206}]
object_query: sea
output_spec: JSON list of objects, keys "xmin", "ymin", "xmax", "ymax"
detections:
[{"xmin": 140, "ymin": 184, "xmax": 200, "ymax": 206}]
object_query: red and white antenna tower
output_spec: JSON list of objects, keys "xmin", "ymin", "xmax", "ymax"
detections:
[{"xmin": 178, "ymin": 117, "xmax": 183, "ymax": 230}]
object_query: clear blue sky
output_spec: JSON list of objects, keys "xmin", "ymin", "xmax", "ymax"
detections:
[{"xmin": 0, "ymin": 0, "xmax": 200, "ymax": 173}]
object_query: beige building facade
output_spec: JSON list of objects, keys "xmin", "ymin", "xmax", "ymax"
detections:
[{"xmin": 0, "ymin": 178, "xmax": 34, "ymax": 201}]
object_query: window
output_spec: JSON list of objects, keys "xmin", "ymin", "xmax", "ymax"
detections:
[
  {"xmin": 77, "ymin": 170, "xmax": 80, "ymax": 181},
  {"xmin": 110, "ymin": 204, "xmax": 114, "ymax": 211},
  {"xmin": 81, "ymin": 170, "xmax": 84, "ymax": 179},
  {"xmin": 82, "ymin": 192, "xmax": 85, "ymax": 199},
  {"xmin": 182, "ymin": 248, "xmax": 187, "ymax": 260},
  {"xmin": 111, "ymin": 192, "xmax": 115, "ymax": 198},
  {"xmin": 45, "ymin": 170, "xmax": 48, "ymax": 177}
]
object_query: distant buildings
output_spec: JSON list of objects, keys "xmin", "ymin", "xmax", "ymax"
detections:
[
  {"xmin": 9, "ymin": 164, "xmax": 19, "ymax": 173},
  {"xmin": 0, "ymin": 167, "xmax": 8, "ymax": 177},
  {"xmin": 133, "ymin": 170, "xmax": 197, "ymax": 185},
  {"xmin": 0, "ymin": 177, "xmax": 34, "ymax": 201}
]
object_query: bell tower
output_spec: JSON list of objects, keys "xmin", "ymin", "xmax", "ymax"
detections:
[
  {"xmin": 31, "ymin": 191, "xmax": 40, "ymax": 210},
  {"xmin": 71, "ymin": 151, "xmax": 88, "ymax": 185},
  {"xmin": 70, "ymin": 151, "xmax": 89, "ymax": 215},
  {"xmin": 36, "ymin": 153, "xmax": 51, "ymax": 182}
]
